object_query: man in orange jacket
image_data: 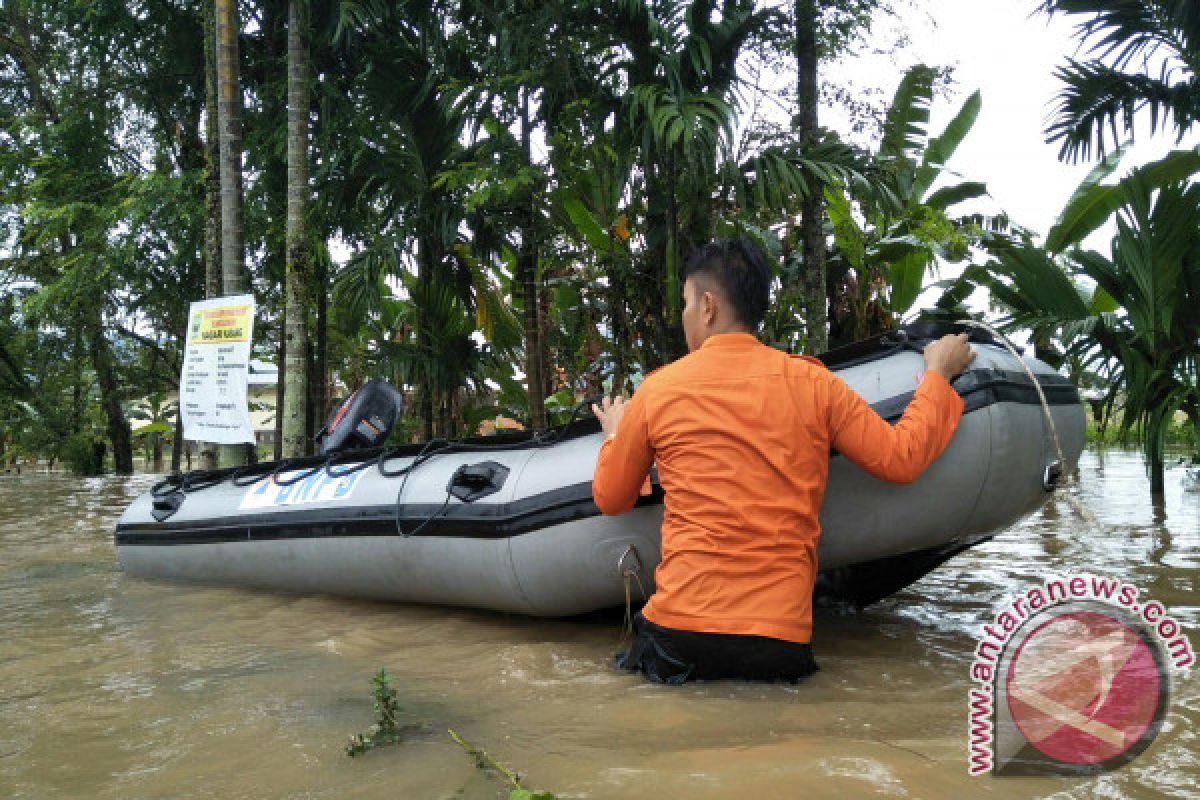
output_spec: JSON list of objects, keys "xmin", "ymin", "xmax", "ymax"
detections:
[{"xmin": 591, "ymin": 238, "xmax": 975, "ymax": 684}]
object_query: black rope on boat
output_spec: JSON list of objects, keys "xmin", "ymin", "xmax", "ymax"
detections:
[
  {"xmin": 230, "ymin": 461, "xmax": 277, "ymax": 487},
  {"xmin": 181, "ymin": 469, "xmax": 227, "ymax": 493},
  {"xmin": 153, "ymin": 394, "xmax": 606, "ymax": 508},
  {"xmin": 393, "ymin": 438, "xmax": 448, "ymax": 536},
  {"xmin": 325, "ymin": 447, "xmax": 386, "ymax": 478},
  {"xmin": 151, "ymin": 474, "xmax": 184, "ymax": 497},
  {"xmin": 389, "ymin": 395, "xmax": 604, "ymax": 536},
  {"xmin": 271, "ymin": 460, "xmax": 326, "ymax": 487},
  {"xmin": 399, "ymin": 491, "xmax": 453, "ymax": 538}
]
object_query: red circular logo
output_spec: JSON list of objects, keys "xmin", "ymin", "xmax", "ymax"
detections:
[{"xmin": 1006, "ymin": 610, "xmax": 1163, "ymax": 765}]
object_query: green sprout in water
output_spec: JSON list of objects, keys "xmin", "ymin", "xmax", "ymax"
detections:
[
  {"xmin": 448, "ymin": 729, "xmax": 557, "ymax": 800},
  {"xmin": 345, "ymin": 669, "xmax": 403, "ymax": 757}
]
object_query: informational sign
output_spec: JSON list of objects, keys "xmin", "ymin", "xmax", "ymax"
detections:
[{"xmin": 180, "ymin": 295, "xmax": 256, "ymax": 444}]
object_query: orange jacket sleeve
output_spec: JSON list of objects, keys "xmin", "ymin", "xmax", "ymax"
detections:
[
  {"xmin": 827, "ymin": 370, "xmax": 965, "ymax": 484},
  {"xmin": 592, "ymin": 389, "xmax": 654, "ymax": 515}
]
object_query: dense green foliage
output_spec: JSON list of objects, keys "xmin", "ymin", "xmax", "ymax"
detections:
[
  {"xmin": 0, "ymin": 0, "xmax": 929, "ymax": 469},
  {"xmin": 952, "ymin": 151, "xmax": 1200, "ymax": 493},
  {"xmin": 946, "ymin": 1, "xmax": 1200, "ymax": 495},
  {"xmin": 2, "ymin": 0, "xmax": 1196, "ymax": 494}
]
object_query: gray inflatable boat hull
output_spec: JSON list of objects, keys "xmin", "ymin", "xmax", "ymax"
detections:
[{"xmin": 115, "ymin": 341, "xmax": 1084, "ymax": 615}]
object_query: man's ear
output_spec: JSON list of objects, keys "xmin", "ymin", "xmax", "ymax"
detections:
[{"xmin": 702, "ymin": 289, "xmax": 717, "ymax": 323}]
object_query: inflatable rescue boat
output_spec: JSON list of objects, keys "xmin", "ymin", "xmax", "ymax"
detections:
[{"xmin": 114, "ymin": 323, "xmax": 1085, "ymax": 614}]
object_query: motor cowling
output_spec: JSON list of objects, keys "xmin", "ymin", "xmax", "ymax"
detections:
[{"xmin": 316, "ymin": 379, "xmax": 404, "ymax": 455}]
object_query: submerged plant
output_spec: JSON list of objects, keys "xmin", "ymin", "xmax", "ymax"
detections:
[
  {"xmin": 345, "ymin": 669, "xmax": 403, "ymax": 757},
  {"xmin": 448, "ymin": 729, "xmax": 557, "ymax": 800}
]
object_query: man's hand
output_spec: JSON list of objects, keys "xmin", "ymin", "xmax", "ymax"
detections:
[
  {"xmin": 924, "ymin": 333, "xmax": 976, "ymax": 381},
  {"xmin": 592, "ymin": 395, "xmax": 628, "ymax": 437}
]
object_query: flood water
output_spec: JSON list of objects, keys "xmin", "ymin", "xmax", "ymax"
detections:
[{"xmin": 1, "ymin": 448, "xmax": 1197, "ymax": 799}]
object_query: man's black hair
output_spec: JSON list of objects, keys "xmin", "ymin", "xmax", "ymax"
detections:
[{"xmin": 682, "ymin": 238, "xmax": 771, "ymax": 331}]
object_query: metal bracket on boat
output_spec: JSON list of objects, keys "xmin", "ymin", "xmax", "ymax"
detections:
[
  {"xmin": 618, "ymin": 544, "xmax": 647, "ymax": 607},
  {"xmin": 617, "ymin": 544, "xmax": 643, "ymax": 579},
  {"xmin": 1043, "ymin": 461, "xmax": 1063, "ymax": 492}
]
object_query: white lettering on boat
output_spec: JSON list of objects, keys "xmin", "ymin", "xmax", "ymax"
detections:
[{"xmin": 239, "ymin": 469, "xmax": 365, "ymax": 509}]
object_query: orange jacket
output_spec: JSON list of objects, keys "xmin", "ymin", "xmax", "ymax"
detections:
[{"xmin": 592, "ymin": 332, "xmax": 965, "ymax": 643}]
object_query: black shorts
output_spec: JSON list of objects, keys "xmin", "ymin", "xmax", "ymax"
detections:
[{"xmin": 615, "ymin": 612, "xmax": 819, "ymax": 685}]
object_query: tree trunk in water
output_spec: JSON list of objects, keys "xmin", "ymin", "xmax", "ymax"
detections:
[
  {"xmin": 197, "ymin": 0, "xmax": 222, "ymax": 471},
  {"xmin": 281, "ymin": 0, "xmax": 310, "ymax": 459},
  {"xmin": 71, "ymin": 325, "xmax": 84, "ymax": 432},
  {"xmin": 314, "ymin": 253, "xmax": 327, "ymax": 449},
  {"xmin": 274, "ymin": 325, "xmax": 285, "ymax": 460},
  {"xmin": 87, "ymin": 314, "xmax": 134, "ymax": 475},
  {"xmin": 519, "ymin": 92, "xmax": 546, "ymax": 429},
  {"xmin": 1194, "ymin": 411, "xmax": 1200, "ymax": 463},
  {"xmin": 795, "ymin": 0, "xmax": 827, "ymax": 355},
  {"xmin": 171, "ymin": 402, "xmax": 183, "ymax": 473},
  {"xmin": 305, "ymin": 336, "xmax": 317, "ymax": 446},
  {"xmin": 1150, "ymin": 452, "xmax": 1165, "ymax": 495},
  {"xmin": 214, "ymin": 0, "xmax": 251, "ymax": 467}
]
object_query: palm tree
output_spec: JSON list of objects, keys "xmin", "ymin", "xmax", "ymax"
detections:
[
  {"xmin": 962, "ymin": 149, "xmax": 1200, "ymax": 494},
  {"xmin": 332, "ymin": 238, "xmax": 521, "ymax": 439},
  {"xmin": 282, "ymin": 0, "xmax": 311, "ymax": 458},
  {"xmin": 599, "ymin": 0, "xmax": 880, "ymax": 363},
  {"xmin": 213, "ymin": 0, "xmax": 251, "ymax": 466},
  {"xmin": 1040, "ymin": 0, "xmax": 1200, "ymax": 162}
]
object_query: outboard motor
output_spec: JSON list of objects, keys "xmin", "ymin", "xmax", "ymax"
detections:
[{"xmin": 316, "ymin": 379, "xmax": 404, "ymax": 455}]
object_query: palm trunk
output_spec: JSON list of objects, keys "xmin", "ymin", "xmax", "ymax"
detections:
[
  {"xmin": 795, "ymin": 0, "xmax": 827, "ymax": 355},
  {"xmin": 1193, "ymin": 411, "xmax": 1200, "ymax": 463},
  {"xmin": 314, "ymin": 254, "xmax": 327, "ymax": 448},
  {"xmin": 416, "ymin": 239, "xmax": 435, "ymax": 441},
  {"xmin": 281, "ymin": 0, "xmax": 311, "ymax": 459},
  {"xmin": 274, "ymin": 323, "xmax": 285, "ymax": 460},
  {"xmin": 87, "ymin": 312, "xmax": 134, "ymax": 475},
  {"xmin": 171, "ymin": 402, "xmax": 183, "ymax": 473},
  {"xmin": 214, "ymin": 0, "xmax": 251, "ymax": 467},
  {"xmin": 71, "ymin": 325, "xmax": 84, "ymax": 432},
  {"xmin": 203, "ymin": 0, "xmax": 222, "ymax": 303},
  {"xmin": 609, "ymin": 258, "xmax": 627, "ymax": 393},
  {"xmin": 520, "ymin": 240, "xmax": 545, "ymax": 429},
  {"xmin": 519, "ymin": 91, "xmax": 546, "ymax": 429},
  {"xmin": 1150, "ymin": 452, "xmax": 1165, "ymax": 495},
  {"xmin": 196, "ymin": 0, "xmax": 221, "ymax": 471}
]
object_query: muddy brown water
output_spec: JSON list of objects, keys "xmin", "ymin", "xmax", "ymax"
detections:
[{"xmin": 1, "ymin": 449, "xmax": 1197, "ymax": 799}]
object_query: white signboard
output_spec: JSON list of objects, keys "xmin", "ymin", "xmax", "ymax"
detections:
[{"xmin": 180, "ymin": 295, "xmax": 256, "ymax": 444}]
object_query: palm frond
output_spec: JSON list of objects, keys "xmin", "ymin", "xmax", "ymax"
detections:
[
  {"xmin": 880, "ymin": 65, "xmax": 935, "ymax": 161},
  {"xmin": 1045, "ymin": 145, "xmax": 1200, "ymax": 251},
  {"xmin": 1047, "ymin": 58, "xmax": 1199, "ymax": 162}
]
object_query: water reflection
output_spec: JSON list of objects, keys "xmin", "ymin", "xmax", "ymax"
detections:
[{"xmin": 0, "ymin": 450, "xmax": 1196, "ymax": 799}]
